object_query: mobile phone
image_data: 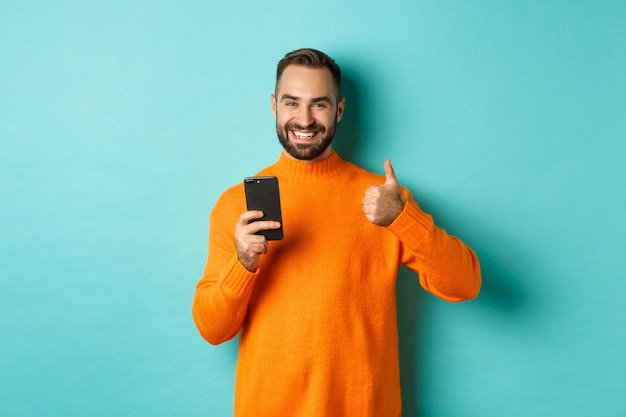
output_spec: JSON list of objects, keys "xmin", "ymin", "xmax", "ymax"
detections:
[{"xmin": 243, "ymin": 176, "xmax": 284, "ymax": 240}]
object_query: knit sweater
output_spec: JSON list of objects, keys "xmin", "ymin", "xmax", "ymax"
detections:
[{"xmin": 192, "ymin": 151, "xmax": 481, "ymax": 417}]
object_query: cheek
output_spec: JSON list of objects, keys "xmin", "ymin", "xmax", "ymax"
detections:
[
  {"xmin": 323, "ymin": 113, "xmax": 338, "ymax": 127},
  {"xmin": 274, "ymin": 111, "xmax": 288, "ymax": 126}
]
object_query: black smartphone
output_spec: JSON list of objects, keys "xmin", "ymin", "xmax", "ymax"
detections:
[{"xmin": 243, "ymin": 176, "xmax": 284, "ymax": 240}]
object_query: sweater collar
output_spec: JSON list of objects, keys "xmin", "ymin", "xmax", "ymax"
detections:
[{"xmin": 272, "ymin": 150, "xmax": 346, "ymax": 181}]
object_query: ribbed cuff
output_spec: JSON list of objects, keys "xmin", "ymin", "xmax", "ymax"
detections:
[
  {"xmin": 387, "ymin": 197, "xmax": 435, "ymax": 258},
  {"xmin": 220, "ymin": 255, "xmax": 259, "ymax": 298}
]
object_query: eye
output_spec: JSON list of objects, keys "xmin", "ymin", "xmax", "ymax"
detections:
[
  {"xmin": 313, "ymin": 103, "xmax": 327, "ymax": 109},
  {"xmin": 285, "ymin": 101, "xmax": 297, "ymax": 107}
]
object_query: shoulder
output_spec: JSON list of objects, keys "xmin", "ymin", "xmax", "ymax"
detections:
[
  {"xmin": 211, "ymin": 158, "xmax": 279, "ymax": 215},
  {"xmin": 211, "ymin": 182, "xmax": 246, "ymax": 220},
  {"xmin": 342, "ymin": 159, "xmax": 413, "ymax": 199},
  {"xmin": 342, "ymin": 159, "xmax": 386, "ymax": 185}
]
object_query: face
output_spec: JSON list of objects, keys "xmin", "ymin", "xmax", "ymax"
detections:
[{"xmin": 271, "ymin": 65, "xmax": 345, "ymax": 162}]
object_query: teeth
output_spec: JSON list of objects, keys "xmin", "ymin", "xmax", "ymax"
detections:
[{"xmin": 293, "ymin": 131, "xmax": 315, "ymax": 138}]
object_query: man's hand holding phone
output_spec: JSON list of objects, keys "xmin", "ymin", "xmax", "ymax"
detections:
[
  {"xmin": 238, "ymin": 176, "xmax": 284, "ymax": 271},
  {"xmin": 235, "ymin": 210, "xmax": 282, "ymax": 271}
]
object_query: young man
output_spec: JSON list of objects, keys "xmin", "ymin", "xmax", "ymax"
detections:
[{"xmin": 192, "ymin": 48, "xmax": 481, "ymax": 417}]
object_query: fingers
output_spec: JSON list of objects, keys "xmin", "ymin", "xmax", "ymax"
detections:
[
  {"xmin": 361, "ymin": 185, "xmax": 381, "ymax": 205},
  {"xmin": 361, "ymin": 185, "xmax": 379, "ymax": 223},
  {"xmin": 384, "ymin": 159, "xmax": 398, "ymax": 185},
  {"xmin": 237, "ymin": 210, "xmax": 264, "ymax": 225},
  {"xmin": 235, "ymin": 211, "xmax": 281, "ymax": 271},
  {"xmin": 238, "ymin": 211, "xmax": 281, "ymax": 234}
]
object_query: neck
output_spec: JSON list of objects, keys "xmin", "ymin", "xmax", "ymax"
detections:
[{"xmin": 274, "ymin": 149, "xmax": 345, "ymax": 181}]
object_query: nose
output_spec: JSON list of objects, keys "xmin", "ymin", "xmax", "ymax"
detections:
[{"xmin": 295, "ymin": 105, "xmax": 314, "ymax": 128}]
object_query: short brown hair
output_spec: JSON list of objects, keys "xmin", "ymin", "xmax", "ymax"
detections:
[{"xmin": 275, "ymin": 48, "xmax": 342, "ymax": 99}]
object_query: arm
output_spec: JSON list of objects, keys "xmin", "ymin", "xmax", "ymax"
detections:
[
  {"xmin": 362, "ymin": 159, "xmax": 481, "ymax": 301},
  {"xmin": 388, "ymin": 195, "xmax": 481, "ymax": 301},
  {"xmin": 191, "ymin": 194, "xmax": 280, "ymax": 345}
]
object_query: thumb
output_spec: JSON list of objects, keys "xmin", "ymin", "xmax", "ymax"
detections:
[{"xmin": 384, "ymin": 159, "xmax": 398, "ymax": 185}]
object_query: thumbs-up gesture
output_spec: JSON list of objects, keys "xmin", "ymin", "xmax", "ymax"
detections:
[{"xmin": 362, "ymin": 159, "xmax": 407, "ymax": 227}]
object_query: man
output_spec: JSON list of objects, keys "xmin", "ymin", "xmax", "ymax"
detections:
[{"xmin": 192, "ymin": 48, "xmax": 481, "ymax": 417}]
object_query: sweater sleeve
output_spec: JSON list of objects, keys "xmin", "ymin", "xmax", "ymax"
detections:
[
  {"xmin": 387, "ymin": 191, "xmax": 481, "ymax": 302},
  {"xmin": 192, "ymin": 191, "xmax": 258, "ymax": 345}
]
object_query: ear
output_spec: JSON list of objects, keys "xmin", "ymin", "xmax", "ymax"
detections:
[
  {"xmin": 271, "ymin": 94, "xmax": 277, "ymax": 118},
  {"xmin": 336, "ymin": 97, "xmax": 345, "ymax": 122}
]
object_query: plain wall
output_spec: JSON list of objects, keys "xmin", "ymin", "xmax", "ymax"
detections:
[{"xmin": 1, "ymin": 1, "xmax": 624, "ymax": 416}]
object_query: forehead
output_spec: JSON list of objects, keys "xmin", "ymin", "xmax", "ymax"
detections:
[{"xmin": 276, "ymin": 65, "xmax": 335, "ymax": 98}]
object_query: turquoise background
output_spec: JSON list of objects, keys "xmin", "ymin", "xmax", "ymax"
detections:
[{"xmin": 1, "ymin": 1, "xmax": 624, "ymax": 416}]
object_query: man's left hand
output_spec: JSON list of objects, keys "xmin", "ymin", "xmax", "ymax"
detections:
[{"xmin": 362, "ymin": 159, "xmax": 407, "ymax": 227}]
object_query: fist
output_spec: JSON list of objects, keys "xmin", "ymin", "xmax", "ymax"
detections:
[{"xmin": 362, "ymin": 159, "xmax": 407, "ymax": 226}]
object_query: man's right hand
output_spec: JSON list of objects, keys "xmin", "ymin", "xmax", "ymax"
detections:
[{"xmin": 235, "ymin": 211, "xmax": 281, "ymax": 271}]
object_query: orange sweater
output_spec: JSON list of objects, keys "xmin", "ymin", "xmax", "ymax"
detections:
[{"xmin": 192, "ymin": 151, "xmax": 481, "ymax": 417}]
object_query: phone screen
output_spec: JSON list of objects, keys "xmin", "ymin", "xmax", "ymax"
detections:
[{"xmin": 244, "ymin": 176, "xmax": 284, "ymax": 240}]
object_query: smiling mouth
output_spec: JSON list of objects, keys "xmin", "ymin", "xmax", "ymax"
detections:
[
  {"xmin": 285, "ymin": 122, "xmax": 325, "ymax": 142},
  {"xmin": 292, "ymin": 131, "xmax": 317, "ymax": 139}
]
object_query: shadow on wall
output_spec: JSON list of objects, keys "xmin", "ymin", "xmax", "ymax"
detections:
[
  {"xmin": 396, "ymin": 237, "xmax": 528, "ymax": 416},
  {"xmin": 396, "ymin": 267, "xmax": 427, "ymax": 417},
  {"xmin": 472, "ymin": 247, "xmax": 527, "ymax": 315},
  {"xmin": 338, "ymin": 67, "xmax": 528, "ymax": 414},
  {"xmin": 333, "ymin": 70, "xmax": 363, "ymax": 163}
]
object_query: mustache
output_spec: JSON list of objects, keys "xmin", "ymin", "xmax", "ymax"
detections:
[{"xmin": 284, "ymin": 121, "xmax": 326, "ymax": 132}]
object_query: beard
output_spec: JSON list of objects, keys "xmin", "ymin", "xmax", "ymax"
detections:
[{"xmin": 276, "ymin": 118, "xmax": 337, "ymax": 161}]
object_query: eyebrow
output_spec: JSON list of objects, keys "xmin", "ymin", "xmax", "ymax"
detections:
[{"xmin": 280, "ymin": 94, "xmax": 333, "ymax": 103}]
